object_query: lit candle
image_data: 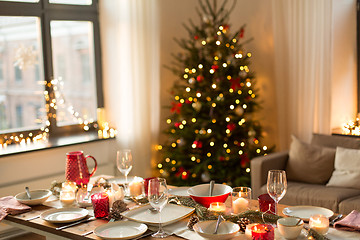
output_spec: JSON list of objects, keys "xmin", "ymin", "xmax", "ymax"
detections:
[
  {"xmin": 309, "ymin": 214, "xmax": 329, "ymax": 235},
  {"xmin": 209, "ymin": 202, "xmax": 226, "ymax": 212},
  {"xmin": 62, "ymin": 181, "xmax": 77, "ymax": 192},
  {"xmin": 60, "ymin": 190, "xmax": 75, "ymax": 206},
  {"xmin": 245, "ymin": 223, "xmax": 259, "ymax": 239},
  {"xmin": 251, "ymin": 224, "xmax": 274, "ymax": 240},
  {"xmin": 91, "ymin": 192, "xmax": 109, "ymax": 218},
  {"xmin": 233, "ymin": 197, "xmax": 249, "ymax": 214},
  {"xmin": 106, "ymin": 190, "xmax": 115, "ymax": 208},
  {"xmin": 129, "ymin": 177, "xmax": 144, "ymax": 197},
  {"xmin": 111, "ymin": 183, "xmax": 124, "ymax": 201}
]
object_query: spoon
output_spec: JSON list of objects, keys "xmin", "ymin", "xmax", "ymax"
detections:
[
  {"xmin": 214, "ymin": 214, "xmax": 224, "ymax": 234},
  {"xmin": 25, "ymin": 187, "xmax": 32, "ymax": 200},
  {"xmin": 209, "ymin": 180, "xmax": 215, "ymax": 196}
]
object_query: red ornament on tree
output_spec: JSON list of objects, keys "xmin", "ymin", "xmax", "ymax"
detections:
[
  {"xmin": 218, "ymin": 156, "xmax": 225, "ymax": 162},
  {"xmin": 171, "ymin": 102, "xmax": 182, "ymax": 114},
  {"xmin": 174, "ymin": 122, "xmax": 181, "ymax": 128},
  {"xmin": 193, "ymin": 140, "xmax": 203, "ymax": 148},
  {"xmin": 239, "ymin": 27, "xmax": 245, "ymax": 38},
  {"xmin": 230, "ymin": 77, "xmax": 241, "ymax": 90},
  {"xmin": 240, "ymin": 153, "xmax": 250, "ymax": 168},
  {"xmin": 181, "ymin": 170, "xmax": 190, "ymax": 180},
  {"xmin": 196, "ymin": 75, "xmax": 204, "ymax": 82},
  {"xmin": 194, "ymin": 35, "xmax": 199, "ymax": 40},
  {"xmin": 185, "ymin": 99, "xmax": 192, "ymax": 104},
  {"xmin": 211, "ymin": 65, "xmax": 219, "ymax": 71},
  {"xmin": 227, "ymin": 123, "xmax": 236, "ymax": 132}
]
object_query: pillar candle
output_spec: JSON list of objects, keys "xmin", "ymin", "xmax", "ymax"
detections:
[
  {"xmin": 233, "ymin": 197, "xmax": 249, "ymax": 214},
  {"xmin": 60, "ymin": 190, "xmax": 75, "ymax": 207},
  {"xmin": 209, "ymin": 202, "xmax": 226, "ymax": 212},
  {"xmin": 129, "ymin": 178, "xmax": 144, "ymax": 197}
]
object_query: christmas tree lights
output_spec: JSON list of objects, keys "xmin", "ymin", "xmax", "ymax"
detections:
[{"xmin": 157, "ymin": 0, "xmax": 273, "ymax": 186}]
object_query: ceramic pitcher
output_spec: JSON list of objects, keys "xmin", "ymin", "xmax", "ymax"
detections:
[{"xmin": 65, "ymin": 151, "xmax": 97, "ymax": 185}]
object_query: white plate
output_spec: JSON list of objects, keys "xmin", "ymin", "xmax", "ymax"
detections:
[
  {"xmin": 283, "ymin": 206, "xmax": 334, "ymax": 221},
  {"xmin": 15, "ymin": 189, "xmax": 52, "ymax": 206},
  {"xmin": 193, "ymin": 220, "xmax": 240, "ymax": 240},
  {"xmin": 94, "ymin": 221, "xmax": 147, "ymax": 240},
  {"xmin": 41, "ymin": 207, "xmax": 89, "ymax": 223},
  {"xmin": 121, "ymin": 203, "xmax": 195, "ymax": 226},
  {"xmin": 168, "ymin": 187, "xmax": 190, "ymax": 197}
]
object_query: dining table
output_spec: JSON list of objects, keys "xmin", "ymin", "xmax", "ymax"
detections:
[{"xmin": 3, "ymin": 189, "xmax": 360, "ymax": 240}]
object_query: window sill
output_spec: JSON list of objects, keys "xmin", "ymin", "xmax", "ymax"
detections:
[{"xmin": 0, "ymin": 132, "xmax": 115, "ymax": 158}]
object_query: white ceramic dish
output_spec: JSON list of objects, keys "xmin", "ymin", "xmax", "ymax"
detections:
[
  {"xmin": 15, "ymin": 189, "xmax": 52, "ymax": 205},
  {"xmin": 94, "ymin": 221, "xmax": 147, "ymax": 240},
  {"xmin": 121, "ymin": 203, "xmax": 194, "ymax": 226},
  {"xmin": 283, "ymin": 206, "xmax": 334, "ymax": 221},
  {"xmin": 168, "ymin": 187, "xmax": 190, "ymax": 197},
  {"xmin": 193, "ymin": 220, "xmax": 240, "ymax": 240},
  {"xmin": 40, "ymin": 207, "xmax": 89, "ymax": 223},
  {"xmin": 277, "ymin": 217, "xmax": 304, "ymax": 239}
]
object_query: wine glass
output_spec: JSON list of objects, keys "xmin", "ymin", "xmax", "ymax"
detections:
[
  {"xmin": 116, "ymin": 149, "xmax": 133, "ymax": 195},
  {"xmin": 148, "ymin": 178, "xmax": 169, "ymax": 238},
  {"xmin": 267, "ymin": 170, "xmax": 287, "ymax": 215}
]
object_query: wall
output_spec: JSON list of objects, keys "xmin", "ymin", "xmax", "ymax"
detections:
[{"xmin": 158, "ymin": 0, "xmax": 279, "ymax": 148}]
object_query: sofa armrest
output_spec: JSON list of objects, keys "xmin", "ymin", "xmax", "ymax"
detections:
[{"xmin": 251, "ymin": 151, "xmax": 289, "ymax": 198}]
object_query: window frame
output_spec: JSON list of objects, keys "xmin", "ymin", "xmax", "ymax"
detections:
[{"xmin": 0, "ymin": 0, "xmax": 104, "ymax": 139}]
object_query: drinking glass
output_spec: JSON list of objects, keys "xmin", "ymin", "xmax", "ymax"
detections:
[
  {"xmin": 148, "ymin": 178, "xmax": 169, "ymax": 238},
  {"xmin": 267, "ymin": 170, "xmax": 287, "ymax": 215},
  {"xmin": 116, "ymin": 149, "xmax": 133, "ymax": 195}
]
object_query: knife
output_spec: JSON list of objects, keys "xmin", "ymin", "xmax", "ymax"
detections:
[
  {"xmin": 56, "ymin": 216, "xmax": 96, "ymax": 230},
  {"xmin": 330, "ymin": 214, "xmax": 343, "ymax": 226}
]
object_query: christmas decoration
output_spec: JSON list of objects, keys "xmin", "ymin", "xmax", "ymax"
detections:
[
  {"xmin": 13, "ymin": 44, "xmax": 38, "ymax": 70},
  {"xmin": 108, "ymin": 200, "xmax": 129, "ymax": 220},
  {"xmin": 187, "ymin": 215, "xmax": 200, "ymax": 230},
  {"xmin": 237, "ymin": 217, "xmax": 251, "ymax": 232},
  {"xmin": 157, "ymin": 0, "xmax": 273, "ymax": 186}
]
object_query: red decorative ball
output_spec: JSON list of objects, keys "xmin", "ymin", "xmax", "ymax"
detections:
[
  {"xmin": 196, "ymin": 75, "xmax": 204, "ymax": 82},
  {"xmin": 218, "ymin": 156, "xmax": 225, "ymax": 162},
  {"xmin": 193, "ymin": 140, "xmax": 203, "ymax": 148},
  {"xmin": 211, "ymin": 65, "xmax": 219, "ymax": 70},
  {"xmin": 174, "ymin": 122, "xmax": 181, "ymax": 128},
  {"xmin": 227, "ymin": 123, "xmax": 236, "ymax": 132},
  {"xmin": 194, "ymin": 35, "xmax": 199, "ymax": 40}
]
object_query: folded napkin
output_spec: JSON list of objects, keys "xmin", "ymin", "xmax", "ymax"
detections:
[
  {"xmin": 0, "ymin": 196, "xmax": 31, "ymax": 221},
  {"xmin": 334, "ymin": 210, "xmax": 360, "ymax": 232}
]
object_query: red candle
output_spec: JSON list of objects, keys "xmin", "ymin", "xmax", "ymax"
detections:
[
  {"xmin": 91, "ymin": 192, "xmax": 109, "ymax": 218},
  {"xmin": 251, "ymin": 224, "xmax": 274, "ymax": 240}
]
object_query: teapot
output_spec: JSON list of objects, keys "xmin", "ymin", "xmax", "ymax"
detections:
[{"xmin": 65, "ymin": 151, "xmax": 97, "ymax": 185}]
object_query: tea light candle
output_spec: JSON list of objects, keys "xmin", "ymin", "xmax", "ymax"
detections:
[
  {"xmin": 233, "ymin": 197, "xmax": 249, "ymax": 214},
  {"xmin": 309, "ymin": 214, "xmax": 329, "ymax": 235},
  {"xmin": 62, "ymin": 181, "xmax": 77, "ymax": 192},
  {"xmin": 209, "ymin": 202, "xmax": 226, "ymax": 212},
  {"xmin": 245, "ymin": 223, "xmax": 259, "ymax": 239},
  {"xmin": 129, "ymin": 177, "xmax": 144, "ymax": 197},
  {"xmin": 60, "ymin": 190, "xmax": 75, "ymax": 206},
  {"xmin": 251, "ymin": 224, "xmax": 274, "ymax": 240},
  {"xmin": 91, "ymin": 192, "xmax": 109, "ymax": 218}
]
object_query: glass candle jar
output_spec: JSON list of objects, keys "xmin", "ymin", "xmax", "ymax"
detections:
[
  {"xmin": 60, "ymin": 190, "xmax": 75, "ymax": 207},
  {"xmin": 232, "ymin": 187, "xmax": 251, "ymax": 214},
  {"xmin": 91, "ymin": 192, "xmax": 109, "ymax": 218},
  {"xmin": 309, "ymin": 214, "xmax": 329, "ymax": 235}
]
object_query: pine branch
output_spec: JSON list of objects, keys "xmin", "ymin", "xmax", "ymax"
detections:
[
  {"xmin": 198, "ymin": 0, "xmax": 209, "ymax": 17},
  {"xmin": 205, "ymin": 0, "xmax": 216, "ymax": 21}
]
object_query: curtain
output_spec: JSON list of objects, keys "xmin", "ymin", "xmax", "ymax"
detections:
[
  {"xmin": 271, "ymin": 0, "xmax": 356, "ymax": 150},
  {"xmin": 99, "ymin": 0, "xmax": 160, "ymax": 177}
]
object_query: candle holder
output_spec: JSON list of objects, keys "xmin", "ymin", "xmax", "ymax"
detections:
[
  {"xmin": 129, "ymin": 177, "xmax": 144, "ymax": 198},
  {"xmin": 208, "ymin": 202, "xmax": 226, "ymax": 213},
  {"xmin": 251, "ymin": 224, "xmax": 274, "ymax": 240},
  {"xmin": 258, "ymin": 193, "xmax": 275, "ymax": 214},
  {"xmin": 62, "ymin": 181, "xmax": 77, "ymax": 192},
  {"xmin": 60, "ymin": 190, "xmax": 75, "ymax": 207},
  {"xmin": 309, "ymin": 214, "xmax": 329, "ymax": 235},
  {"xmin": 91, "ymin": 192, "xmax": 109, "ymax": 218},
  {"xmin": 76, "ymin": 187, "xmax": 91, "ymax": 207},
  {"xmin": 231, "ymin": 187, "xmax": 251, "ymax": 214}
]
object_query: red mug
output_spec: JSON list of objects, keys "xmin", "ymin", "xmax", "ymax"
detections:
[
  {"xmin": 65, "ymin": 151, "xmax": 97, "ymax": 185},
  {"xmin": 258, "ymin": 193, "xmax": 276, "ymax": 214}
]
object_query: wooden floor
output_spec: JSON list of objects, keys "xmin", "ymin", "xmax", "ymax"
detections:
[{"xmin": 6, "ymin": 233, "xmax": 45, "ymax": 240}]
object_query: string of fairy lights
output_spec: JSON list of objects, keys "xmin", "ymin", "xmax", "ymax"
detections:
[
  {"xmin": 342, "ymin": 114, "xmax": 360, "ymax": 136},
  {"xmin": 0, "ymin": 78, "xmax": 116, "ymax": 150},
  {"xmin": 155, "ymin": 25, "xmax": 269, "ymax": 178}
]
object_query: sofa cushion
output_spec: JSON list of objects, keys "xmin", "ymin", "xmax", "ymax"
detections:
[
  {"xmin": 311, "ymin": 133, "xmax": 360, "ymax": 149},
  {"xmin": 260, "ymin": 182, "xmax": 360, "ymax": 213},
  {"xmin": 338, "ymin": 196, "xmax": 360, "ymax": 215},
  {"xmin": 327, "ymin": 147, "xmax": 360, "ymax": 189},
  {"xmin": 285, "ymin": 135, "xmax": 336, "ymax": 184}
]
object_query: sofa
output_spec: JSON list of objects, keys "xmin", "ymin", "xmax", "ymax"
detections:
[{"xmin": 251, "ymin": 133, "xmax": 360, "ymax": 215}]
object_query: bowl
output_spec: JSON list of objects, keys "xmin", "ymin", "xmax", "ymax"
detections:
[
  {"xmin": 187, "ymin": 183, "xmax": 232, "ymax": 208},
  {"xmin": 193, "ymin": 220, "xmax": 240, "ymax": 240},
  {"xmin": 277, "ymin": 217, "xmax": 304, "ymax": 239},
  {"xmin": 15, "ymin": 189, "xmax": 52, "ymax": 205}
]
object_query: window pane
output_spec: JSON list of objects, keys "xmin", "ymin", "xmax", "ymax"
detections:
[
  {"xmin": 0, "ymin": 16, "xmax": 46, "ymax": 133},
  {"xmin": 49, "ymin": 0, "xmax": 91, "ymax": 5},
  {"xmin": 0, "ymin": 0, "xmax": 39, "ymax": 2},
  {"xmin": 50, "ymin": 21, "xmax": 97, "ymax": 126}
]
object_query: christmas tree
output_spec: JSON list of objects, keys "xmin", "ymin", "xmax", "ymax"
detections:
[{"xmin": 157, "ymin": 0, "xmax": 272, "ymax": 187}]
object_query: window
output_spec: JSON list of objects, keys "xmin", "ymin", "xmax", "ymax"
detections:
[{"xmin": 0, "ymin": 0, "xmax": 103, "ymax": 143}]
